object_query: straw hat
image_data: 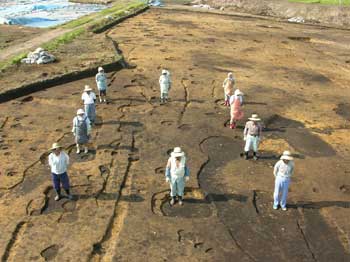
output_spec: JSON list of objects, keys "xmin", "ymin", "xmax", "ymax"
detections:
[
  {"xmin": 77, "ymin": 108, "xmax": 85, "ymax": 115},
  {"xmin": 280, "ymin": 150, "xmax": 294, "ymax": 161},
  {"xmin": 249, "ymin": 114, "xmax": 261, "ymax": 121},
  {"xmin": 98, "ymin": 67, "xmax": 104, "ymax": 72},
  {"xmin": 50, "ymin": 143, "xmax": 62, "ymax": 151},
  {"xmin": 171, "ymin": 147, "xmax": 185, "ymax": 158},
  {"xmin": 84, "ymin": 85, "xmax": 92, "ymax": 92},
  {"xmin": 234, "ymin": 89, "xmax": 243, "ymax": 96}
]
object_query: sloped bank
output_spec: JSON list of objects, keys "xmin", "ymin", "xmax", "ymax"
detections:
[{"xmin": 199, "ymin": 0, "xmax": 350, "ymax": 27}]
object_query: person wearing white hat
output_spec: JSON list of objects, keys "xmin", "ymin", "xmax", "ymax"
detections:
[
  {"xmin": 243, "ymin": 114, "xmax": 262, "ymax": 160},
  {"xmin": 273, "ymin": 151, "xmax": 295, "ymax": 211},
  {"xmin": 81, "ymin": 85, "xmax": 96, "ymax": 123},
  {"xmin": 229, "ymin": 89, "xmax": 244, "ymax": 129},
  {"xmin": 165, "ymin": 147, "xmax": 190, "ymax": 206},
  {"xmin": 72, "ymin": 109, "xmax": 91, "ymax": 154},
  {"xmin": 96, "ymin": 67, "xmax": 108, "ymax": 103},
  {"xmin": 48, "ymin": 143, "xmax": 73, "ymax": 201},
  {"xmin": 159, "ymin": 69, "xmax": 172, "ymax": 104},
  {"xmin": 222, "ymin": 72, "xmax": 235, "ymax": 106}
]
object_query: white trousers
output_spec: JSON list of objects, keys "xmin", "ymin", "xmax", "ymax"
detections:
[
  {"xmin": 273, "ymin": 176, "xmax": 290, "ymax": 208},
  {"xmin": 244, "ymin": 134, "xmax": 259, "ymax": 152}
]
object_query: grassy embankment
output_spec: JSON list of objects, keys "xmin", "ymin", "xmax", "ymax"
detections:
[
  {"xmin": 0, "ymin": 0, "xmax": 147, "ymax": 71},
  {"xmin": 289, "ymin": 0, "xmax": 350, "ymax": 5}
]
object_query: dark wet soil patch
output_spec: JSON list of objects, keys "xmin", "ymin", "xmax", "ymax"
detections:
[
  {"xmin": 334, "ymin": 103, "xmax": 350, "ymax": 121},
  {"xmin": 178, "ymin": 124, "xmax": 192, "ymax": 130},
  {"xmin": 41, "ymin": 244, "xmax": 59, "ymax": 261},
  {"xmin": 160, "ymin": 19, "xmax": 198, "ymax": 28},
  {"xmin": 68, "ymin": 149, "xmax": 96, "ymax": 163},
  {"xmin": 288, "ymin": 36, "xmax": 311, "ymax": 42},
  {"xmin": 265, "ymin": 115, "xmax": 336, "ymax": 157},
  {"xmin": 192, "ymin": 52, "xmax": 252, "ymax": 70},
  {"xmin": 161, "ymin": 198, "xmax": 213, "ymax": 218},
  {"xmin": 41, "ymin": 188, "xmax": 76, "ymax": 215},
  {"xmin": 340, "ymin": 185, "xmax": 350, "ymax": 194}
]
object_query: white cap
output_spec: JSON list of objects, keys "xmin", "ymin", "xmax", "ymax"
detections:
[
  {"xmin": 162, "ymin": 69, "xmax": 168, "ymax": 75},
  {"xmin": 77, "ymin": 109, "xmax": 85, "ymax": 115},
  {"xmin": 84, "ymin": 85, "xmax": 92, "ymax": 92},
  {"xmin": 171, "ymin": 147, "xmax": 185, "ymax": 158},
  {"xmin": 280, "ymin": 151, "xmax": 294, "ymax": 160},
  {"xmin": 234, "ymin": 89, "xmax": 243, "ymax": 96},
  {"xmin": 248, "ymin": 114, "xmax": 261, "ymax": 121},
  {"xmin": 98, "ymin": 67, "xmax": 104, "ymax": 72}
]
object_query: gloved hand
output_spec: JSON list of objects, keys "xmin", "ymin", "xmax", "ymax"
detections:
[
  {"xmin": 244, "ymin": 136, "xmax": 247, "ymax": 141},
  {"xmin": 185, "ymin": 176, "xmax": 189, "ymax": 182},
  {"xmin": 165, "ymin": 177, "xmax": 170, "ymax": 183}
]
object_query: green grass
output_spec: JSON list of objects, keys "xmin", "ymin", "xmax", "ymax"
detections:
[
  {"xmin": 289, "ymin": 0, "xmax": 350, "ymax": 5},
  {"xmin": 42, "ymin": 28, "xmax": 86, "ymax": 52}
]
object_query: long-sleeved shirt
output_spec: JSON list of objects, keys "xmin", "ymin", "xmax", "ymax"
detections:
[
  {"xmin": 48, "ymin": 151, "xmax": 69, "ymax": 174},
  {"xmin": 274, "ymin": 160, "xmax": 294, "ymax": 178},
  {"xmin": 165, "ymin": 157, "xmax": 189, "ymax": 178},
  {"xmin": 72, "ymin": 115, "xmax": 91, "ymax": 134},
  {"xmin": 244, "ymin": 121, "xmax": 262, "ymax": 137}
]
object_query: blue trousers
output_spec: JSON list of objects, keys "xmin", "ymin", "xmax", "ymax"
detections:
[
  {"xmin": 52, "ymin": 172, "xmax": 70, "ymax": 191},
  {"xmin": 170, "ymin": 176, "xmax": 185, "ymax": 197},
  {"xmin": 273, "ymin": 176, "xmax": 290, "ymax": 208},
  {"xmin": 84, "ymin": 103, "xmax": 96, "ymax": 123}
]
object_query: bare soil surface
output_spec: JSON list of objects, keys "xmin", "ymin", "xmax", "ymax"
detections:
[
  {"xmin": 0, "ymin": 31, "xmax": 116, "ymax": 93},
  {"xmin": 201, "ymin": 0, "xmax": 350, "ymax": 27},
  {"xmin": 0, "ymin": 25, "xmax": 46, "ymax": 51},
  {"xmin": 0, "ymin": 7, "xmax": 350, "ymax": 261}
]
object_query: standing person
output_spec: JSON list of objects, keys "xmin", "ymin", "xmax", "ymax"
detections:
[
  {"xmin": 229, "ymin": 89, "xmax": 244, "ymax": 129},
  {"xmin": 273, "ymin": 151, "xmax": 294, "ymax": 211},
  {"xmin": 81, "ymin": 85, "xmax": 96, "ymax": 123},
  {"xmin": 159, "ymin": 69, "xmax": 172, "ymax": 104},
  {"xmin": 95, "ymin": 67, "xmax": 108, "ymax": 103},
  {"xmin": 243, "ymin": 114, "xmax": 262, "ymax": 160},
  {"xmin": 165, "ymin": 147, "xmax": 190, "ymax": 206},
  {"xmin": 72, "ymin": 109, "xmax": 91, "ymax": 154},
  {"xmin": 48, "ymin": 143, "xmax": 73, "ymax": 201},
  {"xmin": 222, "ymin": 72, "xmax": 235, "ymax": 106}
]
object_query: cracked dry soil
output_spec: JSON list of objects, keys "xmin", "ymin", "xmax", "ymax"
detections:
[{"xmin": 0, "ymin": 7, "xmax": 350, "ymax": 262}]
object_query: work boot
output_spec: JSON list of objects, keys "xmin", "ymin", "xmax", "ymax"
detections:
[
  {"xmin": 54, "ymin": 195, "xmax": 61, "ymax": 201},
  {"xmin": 229, "ymin": 123, "xmax": 236, "ymax": 129},
  {"xmin": 244, "ymin": 151, "xmax": 249, "ymax": 160},
  {"xmin": 76, "ymin": 145, "xmax": 81, "ymax": 154},
  {"xmin": 170, "ymin": 197, "xmax": 175, "ymax": 206},
  {"xmin": 84, "ymin": 147, "xmax": 88, "ymax": 154},
  {"xmin": 281, "ymin": 207, "xmax": 287, "ymax": 211},
  {"xmin": 99, "ymin": 97, "xmax": 102, "ymax": 103},
  {"xmin": 253, "ymin": 152, "xmax": 258, "ymax": 161},
  {"xmin": 178, "ymin": 196, "xmax": 183, "ymax": 206}
]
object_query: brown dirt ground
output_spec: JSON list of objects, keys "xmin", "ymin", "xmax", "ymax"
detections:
[
  {"xmin": 0, "ymin": 6, "xmax": 350, "ymax": 261},
  {"xmin": 0, "ymin": 25, "xmax": 46, "ymax": 51},
  {"xmin": 0, "ymin": 31, "xmax": 116, "ymax": 93}
]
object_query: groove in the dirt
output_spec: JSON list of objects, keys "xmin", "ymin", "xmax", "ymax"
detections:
[
  {"xmin": 296, "ymin": 209, "xmax": 318, "ymax": 262},
  {"xmin": 178, "ymin": 79, "xmax": 190, "ymax": 124},
  {"xmin": 211, "ymin": 79, "xmax": 216, "ymax": 98},
  {"xmin": 252, "ymin": 190, "xmax": 259, "ymax": 214},
  {"xmin": 1, "ymin": 221, "xmax": 27, "ymax": 262},
  {"xmin": 89, "ymin": 132, "xmax": 138, "ymax": 261}
]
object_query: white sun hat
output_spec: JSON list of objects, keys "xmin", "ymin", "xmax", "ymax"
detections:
[
  {"xmin": 234, "ymin": 89, "xmax": 244, "ymax": 96},
  {"xmin": 77, "ymin": 109, "xmax": 85, "ymax": 115},
  {"xmin": 249, "ymin": 114, "xmax": 261, "ymax": 121},
  {"xmin": 171, "ymin": 147, "xmax": 185, "ymax": 158},
  {"xmin": 228, "ymin": 72, "xmax": 233, "ymax": 77},
  {"xmin": 162, "ymin": 69, "xmax": 168, "ymax": 75},
  {"xmin": 50, "ymin": 142, "xmax": 62, "ymax": 151},
  {"xmin": 84, "ymin": 85, "xmax": 92, "ymax": 92},
  {"xmin": 98, "ymin": 67, "xmax": 104, "ymax": 72},
  {"xmin": 280, "ymin": 150, "xmax": 294, "ymax": 160}
]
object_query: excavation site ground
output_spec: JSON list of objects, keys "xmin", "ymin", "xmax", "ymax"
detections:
[{"xmin": 0, "ymin": 5, "xmax": 350, "ymax": 262}]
